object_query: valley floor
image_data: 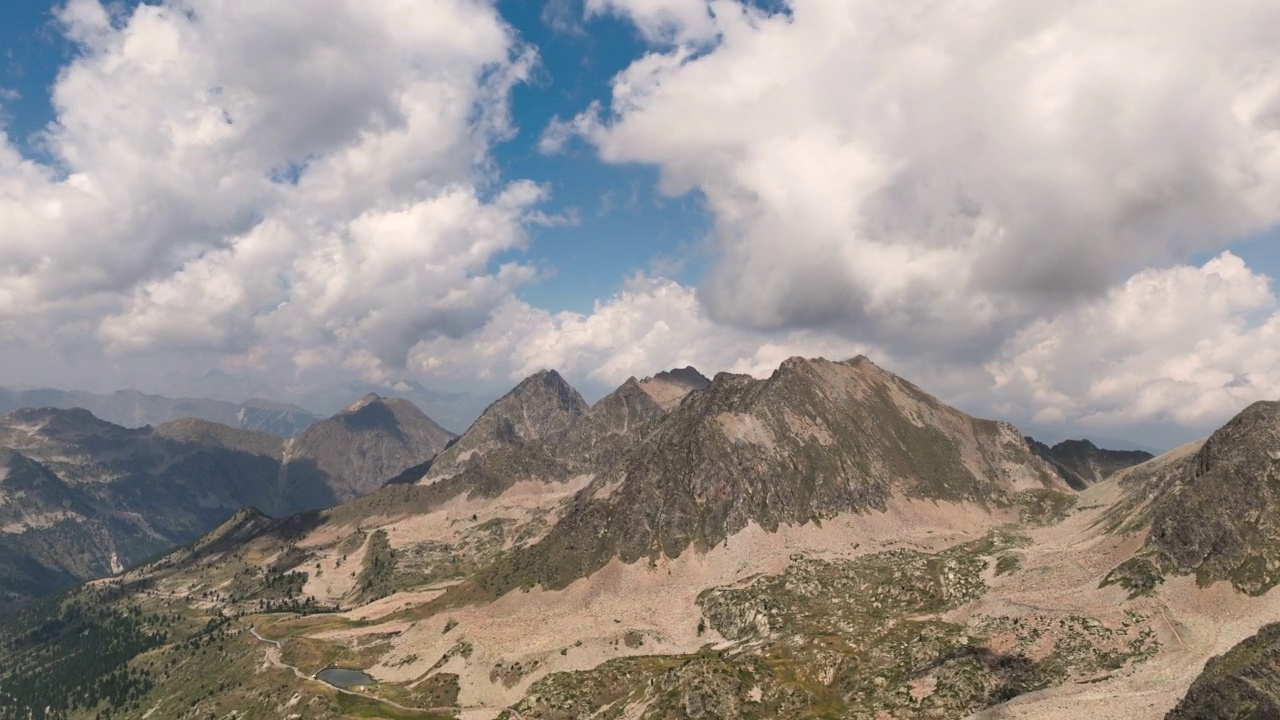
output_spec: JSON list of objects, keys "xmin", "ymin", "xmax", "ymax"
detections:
[{"xmin": 8, "ymin": 462, "xmax": 1277, "ymax": 719}]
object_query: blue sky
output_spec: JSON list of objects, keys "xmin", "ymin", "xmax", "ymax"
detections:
[{"xmin": 1, "ymin": 0, "xmax": 1279, "ymax": 450}]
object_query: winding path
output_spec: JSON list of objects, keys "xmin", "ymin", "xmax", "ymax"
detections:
[{"xmin": 1158, "ymin": 605, "xmax": 1191, "ymax": 652}]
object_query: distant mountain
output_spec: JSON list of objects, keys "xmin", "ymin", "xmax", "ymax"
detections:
[
  {"xmin": 0, "ymin": 386, "xmax": 321, "ymax": 437},
  {"xmin": 0, "ymin": 395, "xmax": 452, "ymax": 607},
  {"xmin": 280, "ymin": 393, "xmax": 454, "ymax": 508},
  {"xmin": 636, "ymin": 366, "xmax": 711, "ymax": 410},
  {"xmin": 1026, "ymin": 437, "xmax": 1154, "ymax": 489},
  {"xmin": 0, "ymin": 409, "xmax": 288, "ymax": 607},
  {"xmin": 341, "ymin": 378, "xmax": 493, "ymax": 434}
]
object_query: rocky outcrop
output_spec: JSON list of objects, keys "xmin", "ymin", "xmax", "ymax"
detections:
[
  {"xmin": 1114, "ymin": 401, "xmax": 1280, "ymax": 595},
  {"xmin": 1167, "ymin": 622, "xmax": 1280, "ymax": 719}
]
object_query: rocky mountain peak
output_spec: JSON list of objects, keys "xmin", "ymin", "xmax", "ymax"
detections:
[
  {"xmin": 638, "ymin": 366, "xmax": 710, "ymax": 411},
  {"xmin": 776, "ymin": 354, "xmax": 817, "ymax": 373},
  {"xmin": 514, "ymin": 368, "xmax": 581, "ymax": 400},
  {"xmin": 282, "ymin": 395, "xmax": 455, "ymax": 506},
  {"xmin": 458, "ymin": 355, "xmax": 1067, "ymax": 598},
  {"xmin": 345, "ymin": 392, "xmax": 386, "ymax": 411},
  {"xmin": 426, "ymin": 370, "xmax": 588, "ymax": 478}
]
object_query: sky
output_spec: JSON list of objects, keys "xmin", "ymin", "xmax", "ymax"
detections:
[{"xmin": 1, "ymin": 0, "xmax": 1279, "ymax": 450}]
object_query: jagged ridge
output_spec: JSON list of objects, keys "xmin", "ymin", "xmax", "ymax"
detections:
[{"xmin": 448, "ymin": 356, "xmax": 1067, "ymax": 600}]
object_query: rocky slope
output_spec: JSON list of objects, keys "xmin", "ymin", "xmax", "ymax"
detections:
[
  {"xmin": 454, "ymin": 356, "xmax": 1067, "ymax": 598},
  {"xmin": 1102, "ymin": 401, "xmax": 1280, "ymax": 596},
  {"xmin": 422, "ymin": 369, "xmax": 589, "ymax": 479},
  {"xmin": 0, "ymin": 395, "xmax": 450, "ymax": 607},
  {"xmin": 1026, "ymin": 437, "xmax": 1155, "ymax": 489},
  {"xmin": 0, "ymin": 386, "xmax": 321, "ymax": 437}
]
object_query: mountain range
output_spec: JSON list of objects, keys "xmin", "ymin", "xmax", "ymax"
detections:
[
  {"xmin": 0, "ymin": 394, "xmax": 452, "ymax": 609},
  {"xmin": 0, "ymin": 356, "xmax": 1274, "ymax": 719},
  {"xmin": 0, "ymin": 387, "xmax": 323, "ymax": 438}
]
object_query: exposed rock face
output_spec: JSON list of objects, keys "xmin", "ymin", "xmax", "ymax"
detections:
[
  {"xmin": 426, "ymin": 370, "xmax": 588, "ymax": 478},
  {"xmin": 0, "ymin": 387, "xmax": 320, "ymax": 437},
  {"xmin": 552, "ymin": 377, "xmax": 670, "ymax": 467},
  {"xmin": 1167, "ymin": 622, "xmax": 1280, "ymax": 719},
  {"xmin": 0, "ymin": 395, "xmax": 452, "ymax": 606},
  {"xmin": 1026, "ymin": 437, "xmax": 1154, "ymax": 489},
  {"xmin": 416, "ymin": 369, "xmax": 708, "ymax": 497},
  {"xmin": 281, "ymin": 394, "xmax": 454, "ymax": 507},
  {"xmin": 1114, "ymin": 401, "xmax": 1280, "ymax": 595},
  {"xmin": 456, "ymin": 356, "xmax": 1066, "ymax": 597}
]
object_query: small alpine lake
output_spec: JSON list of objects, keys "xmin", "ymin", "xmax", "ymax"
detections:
[{"xmin": 316, "ymin": 667, "xmax": 375, "ymax": 688}]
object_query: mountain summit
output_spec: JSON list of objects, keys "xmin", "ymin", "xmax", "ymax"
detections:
[
  {"xmin": 451, "ymin": 356, "xmax": 1066, "ymax": 596},
  {"xmin": 281, "ymin": 394, "xmax": 455, "ymax": 507},
  {"xmin": 426, "ymin": 369, "xmax": 588, "ymax": 478}
]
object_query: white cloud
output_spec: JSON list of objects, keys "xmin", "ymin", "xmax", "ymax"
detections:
[
  {"xmin": 585, "ymin": 0, "xmax": 719, "ymax": 45},
  {"xmin": 4, "ymin": 0, "xmax": 1280, "ymax": 447},
  {"xmin": 571, "ymin": 0, "xmax": 1280, "ymax": 356},
  {"xmin": 0, "ymin": 0, "xmax": 538, "ymax": 373},
  {"xmin": 406, "ymin": 274, "xmax": 870, "ymax": 387},
  {"xmin": 988, "ymin": 252, "xmax": 1280, "ymax": 431}
]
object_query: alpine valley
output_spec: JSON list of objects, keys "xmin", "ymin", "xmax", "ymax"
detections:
[{"xmin": 1, "ymin": 356, "xmax": 1276, "ymax": 720}]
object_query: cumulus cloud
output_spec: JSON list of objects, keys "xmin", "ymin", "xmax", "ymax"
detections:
[
  {"xmin": 988, "ymin": 252, "xmax": 1280, "ymax": 431},
  {"xmin": 405, "ymin": 275, "xmax": 870, "ymax": 388},
  {"xmin": 569, "ymin": 0, "xmax": 1280, "ymax": 356},
  {"xmin": 0, "ymin": 0, "xmax": 538, "ymax": 372}
]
